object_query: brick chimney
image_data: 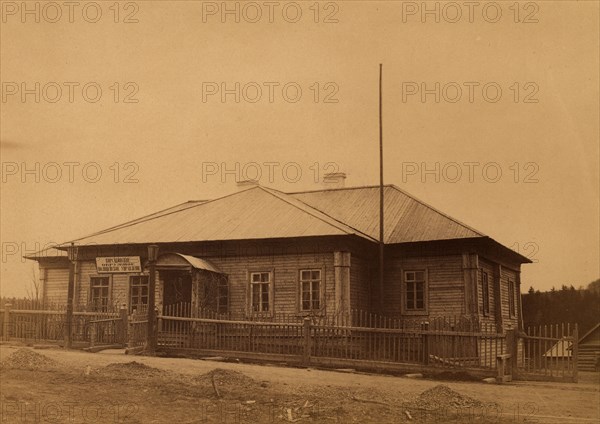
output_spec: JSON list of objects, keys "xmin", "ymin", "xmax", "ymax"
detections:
[{"xmin": 322, "ymin": 172, "xmax": 346, "ymax": 189}]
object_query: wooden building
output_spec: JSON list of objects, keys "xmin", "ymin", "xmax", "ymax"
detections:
[
  {"xmin": 542, "ymin": 338, "xmax": 573, "ymax": 370},
  {"xmin": 26, "ymin": 179, "xmax": 531, "ymax": 332},
  {"xmin": 576, "ymin": 323, "xmax": 600, "ymax": 372}
]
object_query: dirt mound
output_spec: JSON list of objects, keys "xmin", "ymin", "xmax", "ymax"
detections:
[
  {"xmin": 199, "ymin": 368, "xmax": 257, "ymax": 387},
  {"xmin": 194, "ymin": 368, "xmax": 260, "ymax": 397},
  {"xmin": 101, "ymin": 361, "xmax": 166, "ymax": 378},
  {"xmin": 0, "ymin": 348, "xmax": 58, "ymax": 370},
  {"xmin": 414, "ymin": 384, "xmax": 483, "ymax": 410}
]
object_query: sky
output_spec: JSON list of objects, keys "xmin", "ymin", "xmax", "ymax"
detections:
[{"xmin": 1, "ymin": 1, "xmax": 599, "ymax": 297}]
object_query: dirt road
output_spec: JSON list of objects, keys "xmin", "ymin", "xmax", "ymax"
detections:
[{"xmin": 1, "ymin": 344, "xmax": 598, "ymax": 423}]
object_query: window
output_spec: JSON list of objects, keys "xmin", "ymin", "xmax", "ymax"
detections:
[
  {"xmin": 404, "ymin": 270, "xmax": 426, "ymax": 312},
  {"xmin": 508, "ymin": 280, "xmax": 516, "ymax": 317},
  {"xmin": 300, "ymin": 270, "xmax": 321, "ymax": 311},
  {"xmin": 482, "ymin": 272, "xmax": 490, "ymax": 316},
  {"xmin": 90, "ymin": 277, "xmax": 110, "ymax": 312},
  {"xmin": 250, "ymin": 272, "xmax": 271, "ymax": 313},
  {"xmin": 217, "ymin": 277, "xmax": 229, "ymax": 314},
  {"xmin": 129, "ymin": 276, "xmax": 149, "ymax": 313}
]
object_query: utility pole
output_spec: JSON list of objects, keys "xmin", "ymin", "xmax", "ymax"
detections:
[
  {"xmin": 146, "ymin": 244, "xmax": 159, "ymax": 354},
  {"xmin": 379, "ymin": 64, "xmax": 385, "ymax": 309},
  {"xmin": 65, "ymin": 243, "xmax": 78, "ymax": 349}
]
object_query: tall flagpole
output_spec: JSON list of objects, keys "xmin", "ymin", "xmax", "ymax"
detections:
[{"xmin": 379, "ymin": 64, "xmax": 385, "ymax": 309}]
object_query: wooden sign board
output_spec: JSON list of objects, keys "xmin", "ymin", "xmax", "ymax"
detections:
[{"xmin": 96, "ymin": 256, "xmax": 142, "ymax": 273}]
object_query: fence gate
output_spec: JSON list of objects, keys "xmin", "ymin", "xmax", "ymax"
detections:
[
  {"xmin": 88, "ymin": 312, "xmax": 128, "ymax": 348},
  {"xmin": 125, "ymin": 306, "xmax": 149, "ymax": 352},
  {"xmin": 518, "ymin": 324, "xmax": 578, "ymax": 382}
]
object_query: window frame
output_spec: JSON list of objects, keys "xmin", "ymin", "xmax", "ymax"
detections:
[
  {"xmin": 129, "ymin": 274, "xmax": 149, "ymax": 314},
  {"xmin": 401, "ymin": 269, "xmax": 428, "ymax": 315},
  {"xmin": 248, "ymin": 270, "xmax": 274, "ymax": 316},
  {"xmin": 89, "ymin": 275, "xmax": 112, "ymax": 312},
  {"xmin": 298, "ymin": 268, "xmax": 324, "ymax": 313},
  {"xmin": 481, "ymin": 271, "xmax": 490, "ymax": 316}
]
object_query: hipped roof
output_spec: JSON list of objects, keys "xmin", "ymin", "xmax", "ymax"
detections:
[{"xmin": 26, "ymin": 185, "xmax": 530, "ymax": 263}]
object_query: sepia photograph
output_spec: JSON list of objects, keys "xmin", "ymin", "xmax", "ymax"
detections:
[{"xmin": 0, "ymin": 1, "xmax": 599, "ymax": 423}]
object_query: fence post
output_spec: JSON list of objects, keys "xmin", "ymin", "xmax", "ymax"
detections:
[
  {"xmin": 303, "ymin": 318, "xmax": 312, "ymax": 365},
  {"xmin": 514, "ymin": 331, "xmax": 523, "ymax": 379},
  {"xmin": 506, "ymin": 328, "xmax": 517, "ymax": 380},
  {"xmin": 156, "ymin": 316, "xmax": 162, "ymax": 348},
  {"xmin": 120, "ymin": 304, "xmax": 128, "ymax": 346},
  {"xmin": 65, "ymin": 245, "xmax": 77, "ymax": 349},
  {"xmin": 127, "ymin": 315, "xmax": 134, "ymax": 349},
  {"xmin": 89, "ymin": 323, "xmax": 96, "ymax": 348},
  {"xmin": 3, "ymin": 303, "xmax": 12, "ymax": 341},
  {"xmin": 572, "ymin": 324, "xmax": 578, "ymax": 383},
  {"xmin": 422, "ymin": 322, "xmax": 429, "ymax": 365}
]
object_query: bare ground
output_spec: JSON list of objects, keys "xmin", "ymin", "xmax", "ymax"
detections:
[{"xmin": 0, "ymin": 344, "xmax": 598, "ymax": 423}]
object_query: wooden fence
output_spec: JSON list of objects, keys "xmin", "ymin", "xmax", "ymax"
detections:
[
  {"xmin": 157, "ymin": 314, "xmax": 508, "ymax": 371},
  {"xmin": 124, "ymin": 307, "xmax": 149, "ymax": 353},
  {"xmin": 0, "ymin": 302, "xmax": 125, "ymax": 347},
  {"xmin": 1, "ymin": 300, "xmax": 578, "ymax": 381},
  {"xmin": 161, "ymin": 303, "xmax": 492, "ymax": 329},
  {"xmin": 517, "ymin": 323, "xmax": 578, "ymax": 381},
  {"xmin": 89, "ymin": 309, "xmax": 128, "ymax": 347}
]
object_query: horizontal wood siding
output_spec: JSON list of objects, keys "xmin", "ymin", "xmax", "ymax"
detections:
[
  {"xmin": 77, "ymin": 260, "xmax": 149, "ymax": 309},
  {"xmin": 578, "ymin": 346, "xmax": 600, "ymax": 372},
  {"xmin": 77, "ymin": 261, "xmax": 94, "ymax": 305},
  {"xmin": 40, "ymin": 252, "xmax": 335, "ymax": 316},
  {"xmin": 383, "ymin": 255, "xmax": 465, "ymax": 318},
  {"xmin": 112, "ymin": 273, "xmax": 132, "ymax": 307},
  {"xmin": 43, "ymin": 267, "xmax": 69, "ymax": 303},
  {"xmin": 208, "ymin": 252, "xmax": 334, "ymax": 316},
  {"xmin": 349, "ymin": 255, "xmax": 371, "ymax": 312},
  {"xmin": 42, "ymin": 261, "xmax": 155, "ymax": 311}
]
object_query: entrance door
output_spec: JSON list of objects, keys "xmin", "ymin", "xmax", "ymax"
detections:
[{"xmin": 162, "ymin": 271, "xmax": 192, "ymax": 316}]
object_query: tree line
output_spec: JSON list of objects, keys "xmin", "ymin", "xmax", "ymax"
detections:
[{"xmin": 522, "ymin": 279, "xmax": 600, "ymax": 337}]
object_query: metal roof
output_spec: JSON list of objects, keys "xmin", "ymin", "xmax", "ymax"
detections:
[
  {"xmin": 289, "ymin": 185, "xmax": 484, "ymax": 243},
  {"xmin": 578, "ymin": 323, "xmax": 600, "ymax": 344},
  {"xmin": 82, "ymin": 200, "xmax": 208, "ymax": 238},
  {"xmin": 23, "ymin": 247, "xmax": 68, "ymax": 260},
  {"xmin": 61, "ymin": 186, "xmax": 370, "ymax": 247},
  {"xmin": 32, "ymin": 184, "xmax": 531, "ymax": 264},
  {"xmin": 155, "ymin": 253, "xmax": 222, "ymax": 273}
]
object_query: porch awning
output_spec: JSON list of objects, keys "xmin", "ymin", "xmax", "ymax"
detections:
[{"xmin": 152, "ymin": 252, "xmax": 222, "ymax": 273}]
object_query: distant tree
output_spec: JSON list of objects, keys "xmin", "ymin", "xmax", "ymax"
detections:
[
  {"xmin": 522, "ymin": 278, "xmax": 600, "ymax": 335},
  {"xmin": 587, "ymin": 279, "xmax": 600, "ymax": 294},
  {"xmin": 25, "ymin": 264, "xmax": 41, "ymax": 302}
]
